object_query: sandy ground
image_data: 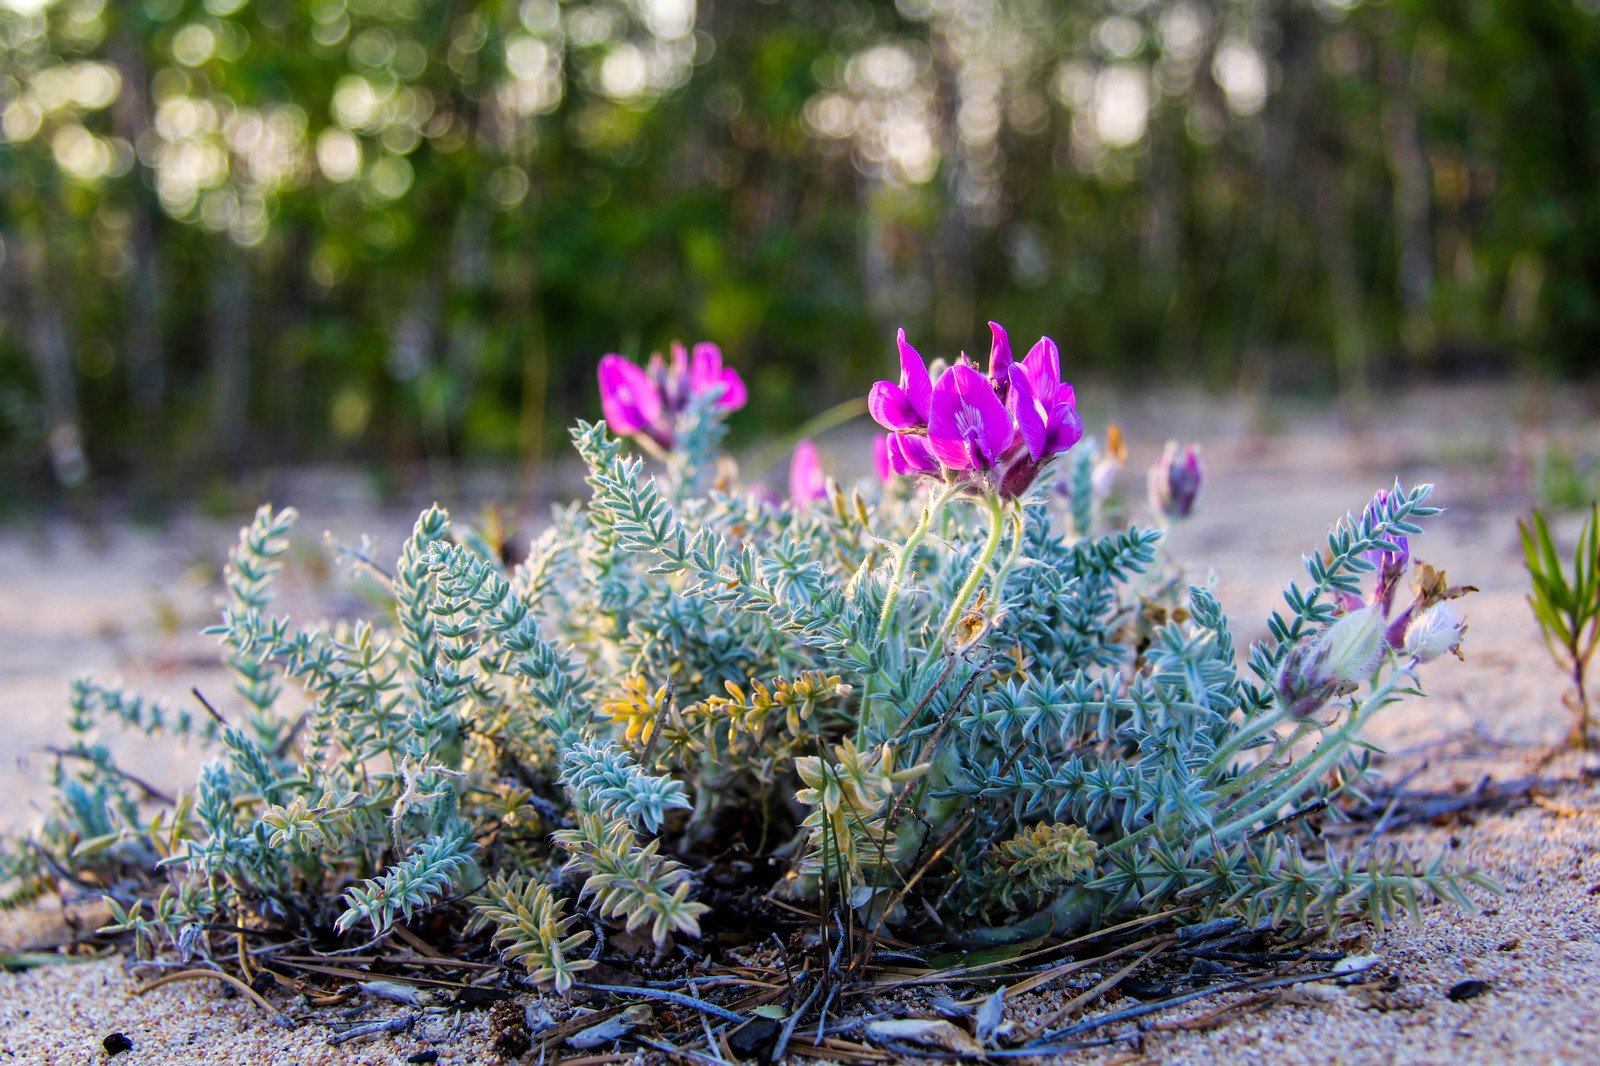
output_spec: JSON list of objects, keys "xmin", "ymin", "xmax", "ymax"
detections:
[{"xmin": 2, "ymin": 381, "xmax": 1598, "ymax": 1064}]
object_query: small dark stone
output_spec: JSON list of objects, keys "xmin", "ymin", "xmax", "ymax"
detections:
[
  {"xmin": 405, "ymin": 1052, "xmax": 440, "ymax": 1064},
  {"xmin": 727, "ymin": 1016, "xmax": 781, "ymax": 1063},
  {"xmin": 1122, "ymin": 978, "xmax": 1173, "ymax": 999},
  {"xmin": 102, "ymin": 1033, "xmax": 134, "ymax": 1056},
  {"xmin": 250, "ymin": 970, "xmax": 276, "ymax": 996},
  {"xmin": 1447, "ymin": 979, "xmax": 1490, "ymax": 1002},
  {"xmin": 453, "ymin": 985, "xmax": 515, "ymax": 1010}
]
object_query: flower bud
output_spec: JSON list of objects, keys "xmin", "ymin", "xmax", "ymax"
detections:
[
  {"xmin": 1148, "ymin": 441, "xmax": 1202, "ymax": 520},
  {"xmin": 1318, "ymin": 603, "xmax": 1388, "ymax": 684},
  {"xmin": 788, "ymin": 440, "xmax": 827, "ymax": 508},
  {"xmin": 1274, "ymin": 640, "xmax": 1338, "ymax": 719},
  {"xmin": 1090, "ymin": 424, "xmax": 1126, "ymax": 503},
  {"xmin": 1401, "ymin": 602, "xmax": 1467, "ymax": 663},
  {"xmin": 1274, "ymin": 604, "xmax": 1388, "ymax": 719},
  {"xmin": 1360, "ymin": 489, "xmax": 1410, "ymax": 612}
]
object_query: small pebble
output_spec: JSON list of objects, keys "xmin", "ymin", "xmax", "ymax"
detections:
[
  {"xmin": 1447, "ymin": 979, "xmax": 1490, "ymax": 1002},
  {"xmin": 405, "ymin": 1052, "xmax": 439, "ymax": 1064},
  {"xmin": 102, "ymin": 1032, "xmax": 134, "ymax": 1056}
]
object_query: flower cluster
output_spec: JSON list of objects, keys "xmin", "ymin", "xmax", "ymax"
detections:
[
  {"xmin": 869, "ymin": 323, "xmax": 1083, "ymax": 498},
  {"xmin": 1276, "ymin": 488, "xmax": 1471, "ymax": 718},
  {"xmin": 598, "ymin": 341, "xmax": 747, "ymax": 450}
]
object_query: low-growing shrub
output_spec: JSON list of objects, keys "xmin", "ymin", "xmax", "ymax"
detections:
[{"xmin": 2, "ymin": 328, "xmax": 1486, "ymax": 999}]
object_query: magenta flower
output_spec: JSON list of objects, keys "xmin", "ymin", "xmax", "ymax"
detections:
[
  {"xmin": 866, "ymin": 323, "xmax": 1083, "ymax": 498},
  {"xmin": 872, "ymin": 434, "xmax": 894, "ymax": 484},
  {"xmin": 789, "ymin": 440, "xmax": 827, "ymax": 507},
  {"xmin": 928, "ymin": 364, "xmax": 1013, "ymax": 470},
  {"xmin": 1148, "ymin": 441, "xmax": 1202, "ymax": 520},
  {"xmin": 886, "ymin": 431, "xmax": 939, "ymax": 476},
  {"xmin": 867, "ymin": 330, "xmax": 934, "ymax": 430},
  {"xmin": 598, "ymin": 341, "xmax": 746, "ymax": 449},
  {"xmin": 1007, "ymin": 337, "xmax": 1084, "ymax": 462},
  {"xmin": 674, "ymin": 341, "xmax": 747, "ymax": 412},
  {"xmin": 599, "ymin": 354, "xmax": 667, "ymax": 447}
]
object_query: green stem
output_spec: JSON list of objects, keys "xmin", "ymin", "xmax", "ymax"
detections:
[
  {"xmin": 1208, "ymin": 664, "xmax": 1408, "ymax": 842},
  {"xmin": 875, "ymin": 483, "xmax": 959, "ymax": 644},
  {"xmin": 1210, "ymin": 719, "xmax": 1314, "ymax": 800},
  {"xmin": 1205, "ymin": 704, "xmax": 1296, "ymax": 777},
  {"xmin": 984, "ymin": 506, "xmax": 1027, "ymax": 616},
  {"xmin": 858, "ymin": 483, "xmax": 957, "ymax": 743},
  {"xmin": 1104, "ymin": 665, "xmax": 1405, "ymax": 862},
  {"xmin": 935, "ymin": 496, "xmax": 1007, "ymax": 650}
]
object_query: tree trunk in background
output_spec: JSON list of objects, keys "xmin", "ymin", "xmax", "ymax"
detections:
[
  {"xmin": 5, "ymin": 233, "xmax": 87, "ymax": 488},
  {"xmin": 930, "ymin": 23, "xmax": 974, "ymax": 351},
  {"xmin": 516, "ymin": 194, "xmax": 549, "ymax": 515},
  {"xmin": 1381, "ymin": 41, "xmax": 1436, "ymax": 360},
  {"xmin": 390, "ymin": 265, "xmax": 450, "ymax": 495},
  {"xmin": 1142, "ymin": 95, "xmax": 1182, "ymax": 360},
  {"xmin": 1238, "ymin": 1, "xmax": 1312, "ymax": 386},
  {"xmin": 107, "ymin": 23, "xmax": 165, "ymax": 435},
  {"xmin": 207, "ymin": 250, "xmax": 252, "ymax": 468},
  {"xmin": 1315, "ymin": 165, "xmax": 1372, "ymax": 406}
]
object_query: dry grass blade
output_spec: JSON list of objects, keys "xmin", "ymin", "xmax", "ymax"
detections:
[
  {"xmin": 275, "ymin": 959, "xmax": 484, "ymax": 990},
  {"xmin": 136, "ymin": 967, "xmax": 291, "ymax": 1024},
  {"xmin": 1036, "ymin": 957, "xmax": 1380, "ymax": 1045},
  {"xmin": 1013, "ymin": 937, "xmax": 1171, "ymax": 1040},
  {"xmin": 271, "ymin": 952, "xmax": 495, "ymax": 969},
  {"xmin": 1004, "ymin": 932, "xmax": 1172, "ymax": 1002}
]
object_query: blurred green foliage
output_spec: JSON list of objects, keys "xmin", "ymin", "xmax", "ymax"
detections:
[{"xmin": 1, "ymin": 0, "xmax": 1596, "ymax": 494}]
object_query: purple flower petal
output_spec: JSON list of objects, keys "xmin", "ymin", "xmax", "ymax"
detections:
[
  {"xmin": 598, "ymin": 354, "xmax": 663, "ymax": 437},
  {"xmin": 888, "ymin": 432, "xmax": 939, "ymax": 475},
  {"xmin": 716, "ymin": 369, "xmax": 747, "ymax": 410},
  {"xmin": 869, "ymin": 380, "xmax": 921, "ymax": 430},
  {"xmin": 928, "ymin": 364, "xmax": 1012, "ymax": 470},
  {"xmin": 1019, "ymin": 336, "xmax": 1061, "ymax": 400},
  {"xmin": 896, "ymin": 329, "xmax": 933, "ymax": 421},
  {"xmin": 1007, "ymin": 365, "xmax": 1049, "ymax": 462},
  {"xmin": 872, "ymin": 434, "xmax": 894, "ymax": 483},
  {"xmin": 988, "ymin": 321, "xmax": 1013, "ymax": 393},
  {"xmin": 688, "ymin": 342, "xmax": 747, "ymax": 410},
  {"xmin": 789, "ymin": 440, "xmax": 827, "ymax": 507},
  {"xmin": 1043, "ymin": 401, "xmax": 1084, "ymax": 457}
]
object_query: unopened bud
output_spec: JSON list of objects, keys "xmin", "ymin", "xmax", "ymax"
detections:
[
  {"xmin": 1148, "ymin": 441, "xmax": 1202, "ymax": 520},
  {"xmin": 1319, "ymin": 604, "xmax": 1388, "ymax": 684},
  {"xmin": 1401, "ymin": 602, "xmax": 1468, "ymax": 663},
  {"xmin": 1275, "ymin": 605, "xmax": 1389, "ymax": 719}
]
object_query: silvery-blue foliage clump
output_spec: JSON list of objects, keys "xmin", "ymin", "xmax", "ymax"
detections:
[{"xmin": 1, "ymin": 370, "xmax": 1488, "ymax": 993}]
